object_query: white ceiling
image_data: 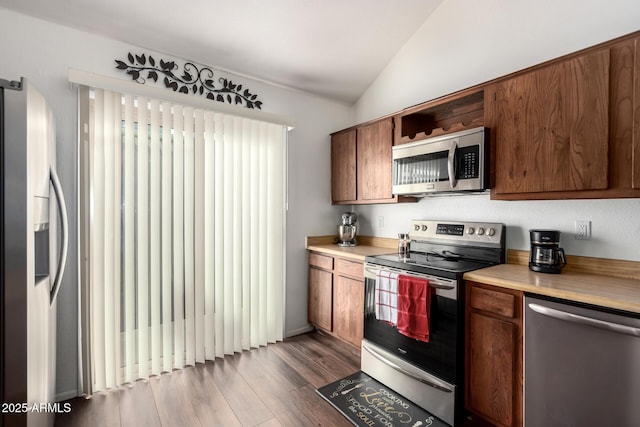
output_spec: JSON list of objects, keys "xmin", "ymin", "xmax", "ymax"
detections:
[{"xmin": 0, "ymin": 0, "xmax": 443, "ymax": 104}]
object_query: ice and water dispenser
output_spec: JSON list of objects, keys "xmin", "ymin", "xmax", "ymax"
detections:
[{"xmin": 34, "ymin": 195, "xmax": 49, "ymax": 281}]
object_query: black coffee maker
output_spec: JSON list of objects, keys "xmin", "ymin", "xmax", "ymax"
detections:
[{"xmin": 529, "ymin": 229, "xmax": 567, "ymax": 274}]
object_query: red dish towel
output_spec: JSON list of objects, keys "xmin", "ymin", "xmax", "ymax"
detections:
[{"xmin": 397, "ymin": 275, "xmax": 432, "ymax": 343}]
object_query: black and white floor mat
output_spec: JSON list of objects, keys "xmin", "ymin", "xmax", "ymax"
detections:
[{"xmin": 316, "ymin": 371, "xmax": 449, "ymax": 427}]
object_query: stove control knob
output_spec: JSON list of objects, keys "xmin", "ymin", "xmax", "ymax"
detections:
[
  {"xmin": 414, "ymin": 224, "xmax": 421, "ymax": 231},
  {"xmin": 487, "ymin": 227, "xmax": 496, "ymax": 236},
  {"xmin": 477, "ymin": 227, "xmax": 485, "ymax": 235},
  {"xmin": 467, "ymin": 227, "xmax": 475, "ymax": 235},
  {"xmin": 421, "ymin": 224, "xmax": 428, "ymax": 231}
]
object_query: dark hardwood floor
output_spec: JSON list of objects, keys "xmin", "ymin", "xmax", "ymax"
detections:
[{"xmin": 55, "ymin": 331, "xmax": 492, "ymax": 427}]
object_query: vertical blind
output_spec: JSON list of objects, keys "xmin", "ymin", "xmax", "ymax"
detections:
[{"xmin": 79, "ymin": 87, "xmax": 286, "ymax": 393}]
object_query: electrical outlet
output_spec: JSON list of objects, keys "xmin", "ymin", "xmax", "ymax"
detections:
[
  {"xmin": 575, "ymin": 220, "xmax": 591, "ymax": 240},
  {"xmin": 377, "ymin": 216, "xmax": 384, "ymax": 228}
]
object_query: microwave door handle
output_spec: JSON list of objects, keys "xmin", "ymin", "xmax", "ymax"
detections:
[{"xmin": 447, "ymin": 139, "xmax": 457, "ymax": 188}]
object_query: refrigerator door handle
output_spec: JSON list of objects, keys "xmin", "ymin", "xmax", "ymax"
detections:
[{"xmin": 50, "ymin": 167, "xmax": 68, "ymax": 305}]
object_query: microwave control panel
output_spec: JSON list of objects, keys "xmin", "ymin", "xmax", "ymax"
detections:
[{"xmin": 457, "ymin": 145, "xmax": 479, "ymax": 179}]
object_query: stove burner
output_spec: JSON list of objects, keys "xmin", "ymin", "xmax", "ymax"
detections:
[{"xmin": 422, "ymin": 250, "xmax": 463, "ymax": 261}]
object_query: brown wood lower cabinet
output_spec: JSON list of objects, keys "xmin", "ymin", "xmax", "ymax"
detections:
[
  {"xmin": 465, "ymin": 281, "xmax": 523, "ymax": 427},
  {"xmin": 307, "ymin": 251, "xmax": 364, "ymax": 348},
  {"xmin": 333, "ymin": 275, "xmax": 364, "ymax": 346},
  {"xmin": 308, "ymin": 266, "xmax": 333, "ymax": 331}
]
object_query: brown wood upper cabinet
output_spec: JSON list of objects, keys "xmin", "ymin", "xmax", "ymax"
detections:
[
  {"xmin": 491, "ymin": 49, "xmax": 610, "ymax": 195},
  {"xmin": 331, "ymin": 31, "xmax": 640, "ymax": 201},
  {"xmin": 357, "ymin": 119, "xmax": 393, "ymax": 201},
  {"xmin": 331, "ymin": 129, "xmax": 357, "ymax": 203},
  {"xmin": 331, "ymin": 118, "xmax": 414, "ymax": 204},
  {"xmin": 489, "ymin": 33, "xmax": 640, "ymax": 200}
]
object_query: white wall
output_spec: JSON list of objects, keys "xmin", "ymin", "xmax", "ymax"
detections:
[
  {"xmin": 353, "ymin": 0, "xmax": 640, "ymax": 262},
  {"xmin": 0, "ymin": 9, "xmax": 352, "ymax": 400}
]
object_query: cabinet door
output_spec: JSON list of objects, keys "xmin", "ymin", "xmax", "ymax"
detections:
[
  {"xmin": 331, "ymin": 129, "xmax": 357, "ymax": 203},
  {"xmin": 333, "ymin": 275, "xmax": 364, "ymax": 347},
  {"xmin": 468, "ymin": 312, "xmax": 516, "ymax": 427},
  {"xmin": 357, "ymin": 118, "xmax": 394, "ymax": 200},
  {"xmin": 466, "ymin": 282, "xmax": 523, "ymax": 427},
  {"xmin": 610, "ymin": 36, "xmax": 640, "ymax": 191},
  {"xmin": 308, "ymin": 266, "xmax": 333, "ymax": 331},
  {"xmin": 494, "ymin": 49, "xmax": 610, "ymax": 194}
]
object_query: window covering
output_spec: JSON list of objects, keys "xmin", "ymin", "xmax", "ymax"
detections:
[{"xmin": 78, "ymin": 85, "xmax": 286, "ymax": 393}]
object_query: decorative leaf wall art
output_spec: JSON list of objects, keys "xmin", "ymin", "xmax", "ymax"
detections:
[{"xmin": 115, "ymin": 53, "xmax": 263, "ymax": 109}]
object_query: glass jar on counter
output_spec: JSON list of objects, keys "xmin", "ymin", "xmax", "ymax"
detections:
[{"xmin": 398, "ymin": 233, "xmax": 410, "ymax": 258}]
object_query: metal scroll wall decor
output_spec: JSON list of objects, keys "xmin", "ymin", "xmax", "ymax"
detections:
[{"xmin": 115, "ymin": 53, "xmax": 263, "ymax": 109}]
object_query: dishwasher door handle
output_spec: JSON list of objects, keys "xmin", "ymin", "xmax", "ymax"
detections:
[{"xmin": 528, "ymin": 303, "xmax": 640, "ymax": 338}]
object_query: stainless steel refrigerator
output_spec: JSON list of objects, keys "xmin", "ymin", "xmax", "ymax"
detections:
[{"xmin": 1, "ymin": 78, "xmax": 68, "ymax": 427}]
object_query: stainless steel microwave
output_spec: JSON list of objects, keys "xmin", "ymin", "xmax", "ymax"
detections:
[{"xmin": 392, "ymin": 127, "xmax": 488, "ymax": 196}]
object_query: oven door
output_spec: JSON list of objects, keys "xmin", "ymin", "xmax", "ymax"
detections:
[
  {"xmin": 391, "ymin": 126, "xmax": 486, "ymax": 195},
  {"xmin": 363, "ymin": 263, "xmax": 460, "ymax": 385},
  {"xmin": 362, "ymin": 263, "xmax": 463, "ymax": 425}
]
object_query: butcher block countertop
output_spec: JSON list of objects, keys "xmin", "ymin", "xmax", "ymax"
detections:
[
  {"xmin": 464, "ymin": 250, "xmax": 640, "ymax": 314},
  {"xmin": 306, "ymin": 235, "xmax": 396, "ymax": 262}
]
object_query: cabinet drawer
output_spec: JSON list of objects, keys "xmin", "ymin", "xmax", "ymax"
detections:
[
  {"xmin": 470, "ymin": 286, "xmax": 515, "ymax": 318},
  {"xmin": 335, "ymin": 257, "xmax": 364, "ymax": 280},
  {"xmin": 309, "ymin": 252, "xmax": 333, "ymax": 270}
]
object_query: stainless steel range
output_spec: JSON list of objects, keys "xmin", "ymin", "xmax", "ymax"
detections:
[{"xmin": 361, "ymin": 220, "xmax": 505, "ymax": 426}]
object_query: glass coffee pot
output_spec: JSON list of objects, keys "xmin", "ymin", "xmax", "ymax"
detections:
[{"xmin": 529, "ymin": 229, "xmax": 567, "ymax": 274}]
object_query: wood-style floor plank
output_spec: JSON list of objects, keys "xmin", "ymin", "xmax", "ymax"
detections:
[
  {"xmin": 118, "ymin": 380, "xmax": 161, "ymax": 427},
  {"xmin": 148, "ymin": 370, "xmax": 202, "ymax": 427},
  {"xmin": 267, "ymin": 339, "xmax": 339, "ymax": 388},
  {"xmin": 246, "ymin": 346, "xmax": 308, "ymax": 392},
  {"xmin": 291, "ymin": 333, "xmax": 360, "ymax": 380},
  {"xmin": 179, "ymin": 361, "xmax": 242, "ymax": 427},
  {"xmin": 206, "ymin": 354, "xmax": 275, "ymax": 426},
  {"xmin": 227, "ymin": 349, "xmax": 315, "ymax": 427},
  {"xmin": 286, "ymin": 384, "xmax": 354, "ymax": 427}
]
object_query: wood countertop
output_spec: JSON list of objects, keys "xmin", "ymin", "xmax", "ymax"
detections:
[
  {"xmin": 306, "ymin": 240, "xmax": 640, "ymax": 313},
  {"xmin": 306, "ymin": 235, "xmax": 396, "ymax": 262},
  {"xmin": 464, "ymin": 250, "xmax": 640, "ymax": 314}
]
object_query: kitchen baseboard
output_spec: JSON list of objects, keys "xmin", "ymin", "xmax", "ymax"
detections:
[{"xmin": 285, "ymin": 324, "xmax": 315, "ymax": 338}]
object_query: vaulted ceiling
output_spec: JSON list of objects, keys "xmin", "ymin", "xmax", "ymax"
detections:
[{"xmin": 0, "ymin": 0, "xmax": 443, "ymax": 104}]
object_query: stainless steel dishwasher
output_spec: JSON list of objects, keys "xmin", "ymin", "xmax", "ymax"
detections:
[{"xmin": 524, "ymin": 295, "xmax": 640, "ymax": 427}]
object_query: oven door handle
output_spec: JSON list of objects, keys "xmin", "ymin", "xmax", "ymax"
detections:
[
  {"xmin": 362, "ymin": 341, "xmax": 454, "ymax": 393},
  {"xmin": 425, "ymin": 283, "xmax": 454, "ymax": 290},
  {"xmin": 364, "ymin": 267, "xmax": 455, "ymax": 290}
]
